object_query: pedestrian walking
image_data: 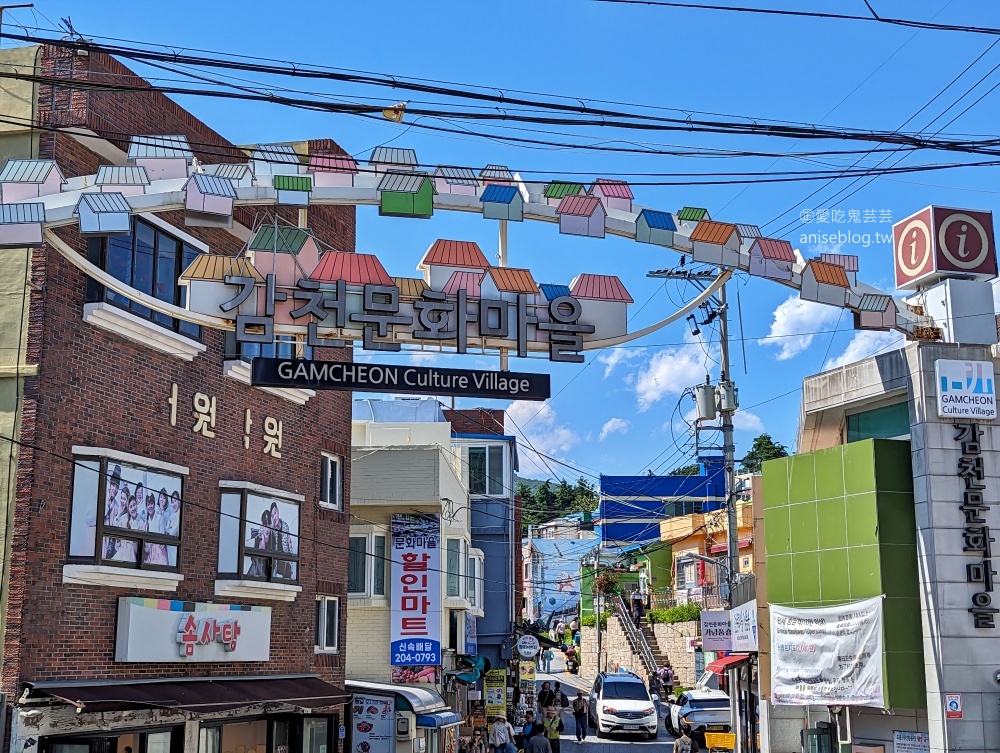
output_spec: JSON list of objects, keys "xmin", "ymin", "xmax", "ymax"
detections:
[
  {"xmin": 541, "ymin": 706, "xmax": 565, "ymax": 753},
  {"xmin": 663, "ymin": 663, "xmax": 676, "ymax": 697},
  {"xmin": 569, "ymin": 616, "xmax": 579, "ymax": 639},
  {"xmin": 630, "ymin": 585, "xmax": 643, "ymax": 626},
  {"xmin": 522, "ymin": 710, "xmax": 538, "ymax": 741},
  {"xmin": 555, "ymin": 620, "xmax": 566, "ymax": 645},
  {"xmin": 553, "ymin": 681, "xmax": 569, "ymax": 713},
  {"xmin": 541, "ymin": 647, "xmax": 553, "ymax": 673},
  {"xmin": 673, "ymin": 731, "xmax": 700, "ymax": 753},
  {"xmin": 525, "ymin": 733, "xmax": 552, "ymax": 753},
  {"xmin": 571, "ymin": 691, "xmax": 588, "ymax": 742},
  {"xmin": 537, "ymin": 681, "xmax": 555, "ymax": 714},
  {"xmin": 488, "ymin": 716, "xmax": 517, "ymax": 753}
]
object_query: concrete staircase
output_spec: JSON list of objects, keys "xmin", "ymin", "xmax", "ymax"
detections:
[{"xmin": 640, "ymin": 619, "xmax": 670, "ymax": 670}]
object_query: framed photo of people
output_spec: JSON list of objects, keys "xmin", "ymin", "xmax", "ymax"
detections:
[
  {"xmin": 217, "ymin": 488, "xmax": 300, "ymax": 584},
  {"xmin": 69, "ymin": 453, "xmax": 184, "ymax": 571}
]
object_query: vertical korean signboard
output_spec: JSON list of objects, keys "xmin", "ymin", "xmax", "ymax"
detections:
[{"xmin": 390, "ymin": 513, "xmax": 442, "ymax": 683}]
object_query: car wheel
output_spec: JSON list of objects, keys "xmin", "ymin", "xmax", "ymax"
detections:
[{"xmin": 664, "ymin": 717, "xmax": 676, "ymax": 735}]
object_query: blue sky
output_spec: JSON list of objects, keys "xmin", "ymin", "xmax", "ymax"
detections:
[{"xmin": 14, "ymin": 0, "xmax": 1000, "ymax": 479}]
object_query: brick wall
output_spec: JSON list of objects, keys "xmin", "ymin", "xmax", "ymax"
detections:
[
  {"xmin": 444, "ymin": 409, "xmax": 505, "ymax": 436},
  {"xmin": 3, "ymin": 45, "xmax": 359, "ymax": 696},
  {"xmin": 650, "ymin": 621, "xmax": 700, "ymax": 688}
]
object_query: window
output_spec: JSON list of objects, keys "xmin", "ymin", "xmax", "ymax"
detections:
[
  {"xmin": 218, "ymin": 489, "xmax": 299, "ymax": 583},
  {"xmin": 321, "ymin": 454, "xmax": 343, "ymax": 510},
  {"xmin": 225, "ymin": 332, "xmax": 314, "ymax": 362},
  {"xmin": 468, "ymin": 445, "xmax": 505, "ymax": 496},
  {"xmin": 446, "ymin": 538, "xmax": 462, "ymax": 597},
  {"xmin": 69, "ymin": 456, "xmax": 183, "ymax": 571},
  {"xmin": 467, "ymin": 553, "xmax": 484, "ymax": 609},
  {"xmin": 348, "ymin": 533, "xmax": 386, "ymax": 597},
  {"xmin": 315, "ymin": 596, "xmax": 340, "ymax": 652},
  {"xmin": 467, "ymin": 556, "xmax": 477, "ymax": 608},
  {"xmin": 86, "ymin": 218, "xmax": 201, "ymax": 339}
]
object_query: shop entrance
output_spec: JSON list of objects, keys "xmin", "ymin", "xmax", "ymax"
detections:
[{"xmin": 199, "ymin": 715, "xmax": 339, "ymax": 753}]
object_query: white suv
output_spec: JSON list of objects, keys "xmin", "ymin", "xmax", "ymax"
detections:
[{"xmin": 587, "ymin": 672, "xmax": 658, "ymax": 740}]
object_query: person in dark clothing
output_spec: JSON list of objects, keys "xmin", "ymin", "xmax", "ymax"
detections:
[
  {"xmin": 522, "ymin": 710, "xmax": 537, "ymax": 741},
  {"xmin": 537, "ymin": 681, "xmax": 555, "ymax": 713},
  {"xmin": 571, "ymin": 691, "xmax": 588, "ymax": 742},
  {"xmin": 525, "ymin": 734, "xmax": 552, "ymax": 753}
]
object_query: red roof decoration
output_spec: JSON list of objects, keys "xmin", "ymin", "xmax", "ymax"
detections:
[
  {"xmin": 310, "ymin": 251, "xmax": 392, "ymax": 286},
  {"xmin": 420, "ymin": 239, "xmax": 490, "ymax": 269},
  {"xmin": 442, "ymin": 270, "xmax": 484, "ymax": 298},
  {"xmin": 308, "ymin": 152, "xmax": 358, "ymax": 173},
  {"xmin": 557, "ymin": 194, "xmax": 603, "ymax": 217},
  {"xmin": 752, "ymin": 238, "xmax": 795, "ymax": 262},
  {"xmin": 591, "ymin": 179, "xmax": 634, "ymax": 200},
  {"xmin": 487, "ymin": 267, "xmax": 538, "ymax": 294},
  {"xmin": 570, "ymin": 273, "xmax": 634, "ymax": 303}
]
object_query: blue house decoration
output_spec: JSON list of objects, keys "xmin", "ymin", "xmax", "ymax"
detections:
[
  {"xmin": 481, "ymin": 184, "xmax": 523, "ymax": 222},
  {"xmin": 75, "ymin": 192, "xmax": 131, "ymax": 235},
  {"xmin": 635, "ymin": 209, "xmax": 676, "ymax": 247}
]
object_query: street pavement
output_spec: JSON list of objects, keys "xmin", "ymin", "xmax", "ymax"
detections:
[{"xmin": 533, "ymin": 651, "xmax": 679, "ymax": 752}]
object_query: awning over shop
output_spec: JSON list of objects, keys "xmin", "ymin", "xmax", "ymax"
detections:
[
  {"xmin": 346, "ymin": 679, "xmax": 448, "ymax": 715},
  {"xmin": 705, "ymin": 654, "xmax": 752, "ymax": 675},
  {"xmin": 519, "ymin": 627, "xmax": 559, "ymax": 649},
  {"xmin": 416, "ymin": 711, "xmax": 463, "ymax": 729},
  {"xmin": 26, "ymin": 675, "xmax": 349, "ymax": 714}
]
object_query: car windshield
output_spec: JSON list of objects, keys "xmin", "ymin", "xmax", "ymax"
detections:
[
  {"xmin": 689, "ymin": 698, "xmax": 730, "ymax": 710},
  {"xmin": 602, "ymin": 682, "xmax": 649, "ymax": 701}
]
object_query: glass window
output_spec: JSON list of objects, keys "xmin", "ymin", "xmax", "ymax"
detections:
[
  {"xmin": 89, "ymin": 218, "xmax": 202, "ymax": 340},
  {"xmin": 321, "ymin": 454, "xmax": 342, "ymax": 510},
  {"xmin": 348, "ymin": 536, "xmax": 367, "ymax": 594},
  {"xmin": 373, "ymin": 535, "xmax": 386, "ymax": 596},
  {"xmin": 217, "ymin": 489, "xmax": 300, "ymax": 583},
  {"xmin": 303, "ymin": 719, "xmax": 329, "ymax": 753},
  {"xmin": 446, "ymin": 539, "xmax": 461, "ymax": 597},
  {"xmin": 315, "ymin": 596, "xmax": 340, "ymax": 652},
  {"xmin": 68, "ymin": 456, "xmax": 183, "ymax": 571},
  {"xmin": 467, "ymin": 556, "xmax": 476, "ymax": 608},
  {"xmin": 469, "ymin": 445, "xmax": 505, "ymax": 496},
  {"xmin": 240, "ymin": 334, "xmax": 313, "ymax": 362}
]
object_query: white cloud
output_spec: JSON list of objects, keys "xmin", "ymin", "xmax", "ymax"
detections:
[
  {"xmin": 824, "ymin": 330, "xmax": 905, "ymax": 370},
  {"xmin": 732, "ymin": 410, "xmax": 765, "ymax": 433},
  {"xmin": 599, "ymin": 417, "xmax": 631, "ymax": 441},
  {"xmin": 633, "ymin": 337, "xmax": 711, "ymax": 412},
  {"xmin": 409, "ymin": 351, "xmax": 439, "ymax": 366},
  {"xmin": 597, "ymin": 348, "xmax": 645, "ymax": 379},
  {"xmin": 762, "ymin": 294, "xmax": 842, "ymax": 361},
  {"xmin": 505, "ymin": 401, "xmax": 580, "ymax": 478}
]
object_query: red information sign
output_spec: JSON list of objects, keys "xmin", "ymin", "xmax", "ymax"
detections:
[{"xmin": 893, "ymin": 206, "xmax": 997, "ymax": 289}]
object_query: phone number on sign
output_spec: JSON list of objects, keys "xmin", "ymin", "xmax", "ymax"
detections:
[{"xmin": 393, "ymin": 652, "xmax": 439, "ymax": 664}]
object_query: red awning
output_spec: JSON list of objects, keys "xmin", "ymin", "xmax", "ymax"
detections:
[
  {"xmin": 705, "ymin": 654, "xmax": 752, "ymax": 674},
  {"xmin": 27, "ymin": 675, "xmax": 349, "ymax": 714}
]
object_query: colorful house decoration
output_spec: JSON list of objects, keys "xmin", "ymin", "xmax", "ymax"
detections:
[
  {"xmin": 556, "ymin": 194, "xmax": 606, "ymax": 238},
  {"xmin": 748, "ymin": 237, "xmax": 796, "ymax": 281},
  {"xmin": 481, "ymin": 184, "xmax": 523, "ymax": 222},
  {"xmin": 634, "ymin": 209, "xmax": 676, "ymax": 247},
  {"xmin": 0, "ymin": 159, "xmax": 64, "ymax": 202},
  {"xmin": 0, "ymin": 203, "xmax": 44, "ymax": 247},
  {"xmin": 677, "ymin": 206, "xmax": 710, "ymax": 224},
  {"xmin": 590, "ymin": 179, "xmax": 633, "ymax": 213},
  {"xmin": 538, "ymin": 283, "xmax": 571, "ymax": 303},
  {"xmin": 75, "ymin": 192, "xmax": 131, "ymax": 235},
  {"xmin": 127, "ymin": 135, "xmax": 192, "ymax": 181},
  {"xmin": 308, "ymin": 152, "xmax": 358, "ymax": 187},
  {"xmin": 249, "ymin": 225, "xmax": 322, "ymax": 325},
  {"xmin": 820, "ymin": 252, "xmax": 859, "ymax": 286},
  {"xmin": 736, "ymin": 223, "xmax": 762, "ymax": 240},
  {"xmin": 311, "ymin": 250, "xmax": 394, "ymax": 286},
  {"xmin": 800, "ymin": 260, "xmax": 852, "ymax": 307},
  {"xmin": 569, "ymin": 273, "xmax": 632, "ymax": 340},
  {"xmin": 689, "ymin": 220, "xmax": 742, "ymax": 268},
  {"xmin": 207, "ymin": 163, "xmax": 254, "ymax": 188},
  {"xmin": 95, "ymin": 166, "xmax": 149, "ymax": 196},
  {"xmin": 433, "ymin": 166, "xmax": 479, "ymax": 196},
  {"xmin": 442, "ymin": 270, "xmax": 484, "ymax": 299},
  {"xmin": 369, "ymin": 147, "xmax": 418, "ymax": 175},
  {"xmin": 251, "ymin": 144, "xmax": 301, "ymax": 176},
  {"xmin": 273, "ymin": 174, "xmax": 312, "ymax": 206},
  {"xmin": 545, "ymin": 181, "xmax": 585, "ymax": 207},
  {"xmin": 184, "ymin": 173, "xmax": 237, "ymax": 227},
  {"xmin": 179, "ymin": 255, "xmax": 264, "ymax": 318},
  {"xmin": 480, "ymin": 267, "xmax": 539, "ymax": 303},
  {"xmin": 394, "ymin": 276, "xmax": 431, "ymax": 323},
  {"xmin": 378, "ymin": 172, "xmax": 434, "ymax": 219},
  {"xmin": 854, "ymin": 293, "xmax": 897, "ymax": 331},
  {"xmin": 419, "ymin": 239, "xmax": 491, "ymax": 289},
  {"xmin": 479, "ymin": 164, "xmax": 513, "ymax": 185}
]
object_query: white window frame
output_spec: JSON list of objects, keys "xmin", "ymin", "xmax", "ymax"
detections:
[
  {"xmin": 320, "ymin": 453, "xmax": 343, "ymax": 510},
  {"xmin": 445, "ymin": 537, "xmax": 466, "ymax": 598},
  {"xmin": 348, "ymin": 530, "xmax": 387, "ymax": 599},
  {"xmin": 315, "ymin": 595, "xmax": 340, "ymax": 653},
  {"xmin": 467, "ymin": 444, "xmax": 507, "ymax": 497},
  {"xmin": 468, "ymin": 549, "xmax": 485, "ymax": 615}
]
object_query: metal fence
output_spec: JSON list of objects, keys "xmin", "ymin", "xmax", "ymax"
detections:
[{"xmin": 648, "ymin": 574, "xmax": 757, "ymax": 611}]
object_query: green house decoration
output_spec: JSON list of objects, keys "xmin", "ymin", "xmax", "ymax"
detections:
[
  {"xmin": 273, "ymin": 174, "xmax": 312, "ymax": 207},
  {"xmin": 378, "ymin": 172, "xmax": 435, "ymax": 218},
  {"xmin": 544, "ymin": 181, "xmax": 584, "ymax": 207}
]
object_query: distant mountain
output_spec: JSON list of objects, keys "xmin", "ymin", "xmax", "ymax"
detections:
[{"xmin": 515, "ymin": 475, "xmax": 545, "ymax": 493}]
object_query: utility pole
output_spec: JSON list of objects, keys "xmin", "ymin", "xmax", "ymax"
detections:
[{"xmin": 717, "ymin": 283, "xmax": 739, "ymax": 602}]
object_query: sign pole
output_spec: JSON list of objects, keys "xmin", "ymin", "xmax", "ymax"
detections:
[{"xmin": 499, "ymin": 219, "xmax": 509, "ymax": 371}]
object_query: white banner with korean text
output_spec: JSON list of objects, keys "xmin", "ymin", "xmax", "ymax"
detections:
[
  {"xmin": 770, "ymin": 597, "xmax": 884, "ymax": 707},
  {"xmin": 390, "ymin": 513, "xmax": 442, "ymax": 676}
]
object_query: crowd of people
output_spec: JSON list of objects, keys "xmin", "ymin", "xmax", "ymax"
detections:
[{"xmin": 103, "ymin": 464, "xmax": 181, "ymax": 565}]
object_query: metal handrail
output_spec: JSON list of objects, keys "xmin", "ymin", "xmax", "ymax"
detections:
[{"xmin": 613, "ymin": 593, "xmax": 659, "ymax": 675}]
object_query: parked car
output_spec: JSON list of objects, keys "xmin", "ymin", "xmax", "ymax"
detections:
[
  {"xmin": 587, "ymin": 672, "xmax": 659, "ymax": 740},
  {"xmin": 666, "ymin": 688, "xmax": 732, "ymax": 739}
]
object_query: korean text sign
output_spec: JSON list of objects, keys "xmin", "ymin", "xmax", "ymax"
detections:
[
  {"xmin": 351, "ymin": 695, "xmax": 394, "ymax": 751},
  {"xmin": 700, "ymin": 610, "xmax": 732, "ymax": 652},
  {"xmin": 390, "ymin": 513, "xmax": 442, "ymax": 667},
  {"xmin": 770, "ymin": 596, "xmax": 884, "ymax": 707}
]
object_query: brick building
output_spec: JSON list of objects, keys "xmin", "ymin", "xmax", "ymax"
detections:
[{"xmin": 0, "ymin": 44, "xmax": 355, "ymax": 753}]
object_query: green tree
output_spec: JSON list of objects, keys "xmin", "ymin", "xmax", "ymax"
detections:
[
  {"xmin": 740, "ymin": 433, "xmax": 789, "ymax": 474},
  {"xmin": 668, "ymin": 463, "xmax": 701, "ymax": 476}
]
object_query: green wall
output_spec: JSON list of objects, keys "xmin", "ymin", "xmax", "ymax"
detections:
[
  {"xmin": 762, "ymin": 439, "xmax": 924, "ymax": 710},
  {"xmin": 580, "ymin": 545, "xmax": 672, "ymax": 618}
]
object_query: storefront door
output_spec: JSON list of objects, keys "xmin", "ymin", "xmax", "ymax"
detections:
[
  {"xmin": 199, "ymin": 715, "xmax": 339, "ymax": 753},
  {"xmin": 44, "ymin": 727, "xmax": 181, "ymax": 753}
]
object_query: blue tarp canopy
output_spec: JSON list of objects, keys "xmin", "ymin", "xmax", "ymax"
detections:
[{"xmin": 417, "ymin": 711, "xmax": 464, "ymax": 728}]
